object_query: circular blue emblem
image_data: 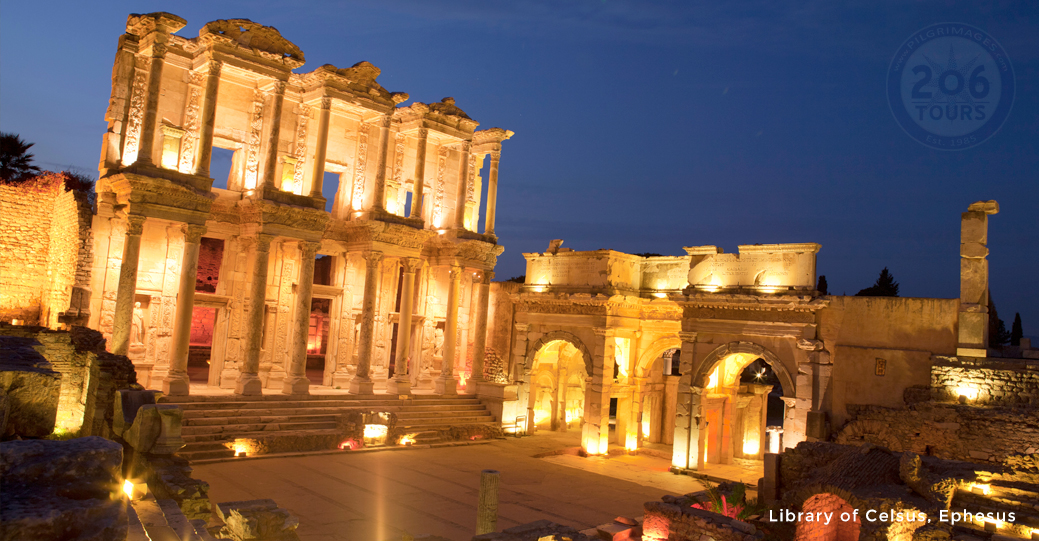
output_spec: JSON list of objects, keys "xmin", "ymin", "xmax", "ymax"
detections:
[{"xmin": 888, "ymin": 23, "xmax": 1015, "ymax": 151}]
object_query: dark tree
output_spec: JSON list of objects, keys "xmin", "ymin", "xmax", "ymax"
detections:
[
  {"xmin": 0, "ymin": 132, "xmax": 42, "ymax": 183},
  {"xmin": 634, "ymin": 252, "xmax": 664, "ymax": 258},
  {"xmin": 855, "ymin": 267, "xmax": 899, "ymax": 297},
  {"xmin": 505, "ymin": 275, "xmax": 526, "ymax": 283},
  {"xmin": 1011, "ymin": 313, "xmax": 1023, "ymax": 346},
  {"xmin": 989, "ymin": 298, "xmax": 1011, "ymax": 347},
  {"xmin": 59, "ymin": 170, "xmax": 95, "ymax": 194},
  {"xmin": 817, "ymin": 275, "xmax": 829, "ymax": 295}
]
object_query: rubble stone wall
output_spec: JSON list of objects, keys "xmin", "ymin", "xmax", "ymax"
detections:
[
  {"xmin": 0, "ymin": 175, "xmax": 87, "ymax": 327},
  {"xmin": 487, "ymin": 281, "xmax": 519, "ymax": 372},
  {"xmin": 931, "ymin": 356, "xmax": 1039, "ymax": 406},
  {"xmin": 642, "ymin": 501, "xmax": 764, "ymax": 541},
  {"xmin": 837, "ymin": 403, "xmax": 1039, "ymax": 464}
]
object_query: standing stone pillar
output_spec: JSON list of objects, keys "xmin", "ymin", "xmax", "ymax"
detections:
[
  {"xmin": 581, "ymin": 327, "xmax": 615, "ymax": 455},
  {"xmin": 388, "ymin": 258, "xmax": 420, "ymax": 395},
  {"xmin": 350, "ymin": 251, "xmax": 383, "ymax": 395},
  {"xmin": 470, "ymin": 271, "xmax": 493, "ymax": 385},
  {"xmin": 309, "ymin": 98, "xmax": 332, "ymax": 198},
  {"xmin": 370, "ymin": 115, "xmax": 392, "ymax": 213},
  {"xmin": 475, "ymin": 469, "xmax": 500, "ymax": 535},
  {"xmin": 136, "ymin": 43, "xmax": 168, "ymax": 166},
  {"xmin": 409, "ymin": 128, "xmax": 428, "ymax": 220},
  {"xmin": 454, "ymin": 142, "xmax": 472, "ymax": 229},
  {"xmin": 164, "ymin": 224, "xmax": 207, "ymax": 396},
  {"xmin": 484, "ymin": 149, "xmax": 500, "ymax": 236},
  {"xmin": 671, "ymin": 331, "xmax": 703, "ymax": 471},
  {"xmin": 260, "ymin": 81, "xmax": 287, "ymax": 190},
  {"xmin": 236, "ymin": 234, "xmax": 274, "ymax": 396},
  {"xmin": 557, "ymin": 364, "xmax": 568, "ymax": 432},
  {"xmin": 958, "ymin": 200, "xmax": 1000, "ymax": 357},
  {"xmin": 435, "ymin": 265, "xmax": 463, "ymax": 396},
  {"xmin": 194, "ymin": 58, "xmax": 221, "ymax": 177},
  {"xmin": 111, "ymin": 215, "xmax": 147, "ymax": 356},
  {"xmin": 283, "ymin": 241, "xmax": 321, "ymax": 395}
]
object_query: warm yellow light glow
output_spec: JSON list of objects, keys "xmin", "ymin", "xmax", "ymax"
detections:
[
  {"xmin": 233, "ymin": 442, "xmax": 248, "ymax": 457},
  {"xmin": 364, "ymin": 424, "xmax": 388, "ymax": 439},
  {"xmin": 758, "ymin": 286, "xmax": 779, "ymax": 294},
  {"xmin": 707, "ymin": 366, "xmax": 719, "ymax": 389},
  {"xmin": 531, "ymin": 286, "xmax": 546, "ymax": 293},
  {"xmin": 565, "ymin": 408, "xmax": 582, "ymax": 424},
  {"xmin": 700, "ymin": 285, "xmax": 721, "ymax": 293},
  {"xmin": 970, "ymin": 483, "xmax": 991, "ymax": 495},
  {"xmin": 123, "ymin": 480, "xmax": 134, "ymax": 498},
  {"xmin": 956, "ymin": 385, "xmax": 979, "ymax": 400},
  {"xmin": 399, "ymin": 434, "xmax": 416, "ymax": 446},
  {"xmin": 653, "ymin": 292, "xmax": 667, "ymax": 299},
  {"xmin": 742, "ymin": 441, "xmax": 760, "ymax": 455},
  {"xmin": 458, "ymin": 370, "xmax": 468, "ymax": 389},
  {"xmin": 533, "ymin": 409, "xmax": 550, "ymax": 426},
  {"xmin": 642, "ymin": 417, "xmax": 651, "ymax": 438},
  {"xmin": 625, "ymin": 433, "xmax": 638, "ymax": 451},
  {"xmin": 584, "ymin": 437, "xmax": 601, "ymax": 455}
]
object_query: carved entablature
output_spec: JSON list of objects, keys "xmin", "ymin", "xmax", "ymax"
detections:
[
  {"xmin": 298, "ymin": 63, "xmax": 403, "ymax": 109},
  {"xmin": 472, "ymin": 127, "xmax": 515, "ymax": 153},
  {"xmin": 514, "ymin": 296, "xmax": 610, "ymax": 317},
  {"xmin": 676, "ymin": 293, "xmax": 826, "ymax": 325},
  {"xmin": 126, "ymin": 12, "xmax": 187, "ymax": 37},
  {"xmin": 236, "ymin": 199, "xmax": 329, "ymax": 236},
  {"xmin": 423, "ymin": 237, "xmax": 503, "ymax": 269},
  {"xmin": 113, "ymin": 173, "xmax": 215, "ymax": 224},
  {"xmin": 324, "ymin": 220, "xmax": 435, "ymax": 252},
  {"xmin": 426, "ymin": 98, "xmax": 480, "ymax": 132},
  {"xmin": 198, "ymin": 19, "xmax": 305, "ymax": 68}
]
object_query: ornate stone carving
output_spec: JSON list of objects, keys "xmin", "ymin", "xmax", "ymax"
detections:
[
  {"xmin": 467, "ymin": 151, "xmax": 477, "ymax": 202},
  {"xmin": 288, "ymin": 104, "xmax": 310, "ymax": 194},
  {"xmin": 177, "ymin": 73, "xmax": 203, "ymax": 173},
  {"xmin": 182, "ymin": 224, "xmax": 207, "ymax": 244},
  {"xmin": 123, "ymin": 62, "xmax": 150, "ymax": 164},
  {"xmin": 431, "ymin": 145, "xmax": 449, "ymax": 227},
  {"xmin": 352, "ymin": 122, "xmax": 371, "ymax": 210},
  {"xmin": 126, "ymin": 215, "xmax": 147, "ymax": 236},
  {"xmin": 199, "ymin": 19, "xmax": 304, "ymax": 67},
  {"xmin": 392, "ymin": 133, "xmax": 406, "ymax": 185},
  {"xmin": 245, "ymin": 89, "xmax": 265, "ymax": 190}
]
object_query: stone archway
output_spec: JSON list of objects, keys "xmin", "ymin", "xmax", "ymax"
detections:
[
  {"xmin": 523, "ymin": 331, "xmax": 592, "ymax": 432},
  {"xmin": 524, "ymin": 330, "xmax": 594, "ymax": 377},
  {"xmin": 635, "ymin": 336, "xmax": 682, "ymax": 445},
  {"xmin": 691, "ymin": 341, "xmax": 795, "ymax": 396}
]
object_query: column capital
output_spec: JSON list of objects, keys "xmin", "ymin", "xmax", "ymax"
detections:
[
  {"xmin": 207, "ymin": 58, "xmax": 222, "ymax": 76},
  {"xmin": 678, "ymin": 331, "xmax": 699, "ymax": 343},
  {"xmin": 592, "ymin": 327, "xmax": 609, "ymax": 338},
  {"xmin": 490, "ymin": 149, "xmax": 501, "ymax": 161},
  {"xmin": 182, "ymin": 224, "xmax": 207, "ymax": 244},
  {"xmin": 126, "ymin": 214, "xmax": 147, "ymax": 236},
  {"xmin": 151, "ymin": 43, "xmax": 169, "ymax": 59},
  {"xmin": 459, "ymin": 140, "xmax": 472, "ymax": 153},
  {"xmin": 298, "ymin": 240, "xmax": 322, "ymax": 259},
  {"xmin": 271, "ymin": 80, "xmax": 287, "ymax": 95},
  {"xmin": 319, "ymin": 96, "xmax": 333, "ymax": 110},
  {"xmin": 514, "ymin": 323, "xmax": 530, "ymax": 333},
  {"xmin": 253, "ymin": 233, "xmax": 275, "ymax": 253},
  {"xmin": 364, "ymin": 250, "xmax": 384, "ymax": 266},
  {"xmin": 479, "ymin": 271, "xmax": 495, "ymax": 285},
  {"xmin": 400, "ymin": 257, "xmax": 423, "ymax": 274},
  {"xmin": 448, "ymin": 264, "xmax": 464, "ymax": 280}
]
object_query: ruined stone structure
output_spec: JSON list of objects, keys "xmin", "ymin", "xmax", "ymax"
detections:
[{"xmin": 87, "ymin": 12, "xmax": 512, "ymax": 397}]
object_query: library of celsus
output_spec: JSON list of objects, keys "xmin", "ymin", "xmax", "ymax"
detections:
[{"xmin": 84, "ymin": 13, "xmax": 511, "ymax": 397}]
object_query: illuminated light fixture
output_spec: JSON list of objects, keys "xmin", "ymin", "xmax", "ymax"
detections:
[
  {"xmin": 531, "ymin": 286, "xmax": 547, "ymax": 293},
  {"xmin": 399, "ymin": 434, "xmax": 416, "ymax": 446},
  {"xmin": 233, "ymin": 441, "xmax": 249, "ymax": 457},
  {"xmin": 122, "ymin": 479, "xmax": 134, "ymax": 498},
  {"xmin": 339, "ymin": 439, "xmax": 359, "ymax": 450},
  {"xmin": 642, "ymin": 417, "xmax": 651, "ymax": 438},
  {"xmin": 758, "ymin": 286, "xmax": 779, "ymax": 294},
  {"xmin": 742, "ymin": 441, "xmax": 760, "ymax": 456},
  {"xmin": 970, "ymin": 483, "xmax": 991, "ymax": 495},
  {"xmin": 123, "ymin": 479, "xmax": 147, "ymax": 500},
  {"xmin": 458, "ymin": 370, "xmax": 469, "ymax": 389},
  {"xmin": 754, "ymin": 369, "xmax": 766, "ymax": 381},
  {"xmin": 437, "ymin": 229, "xmax": 448, "ymax": 235},
  {"xmin": 1030, "ymin": 528, "xmax": 1039, "ymax": 540},
  {"xmin": 625, "ymin": 433, "xmax": 638, "ymax": 452},
  {"xmin": 698, "ymin": 285, "xmax": 721, "ymax": 293},
  {"xmin": 955, "ymin": 385, "xmax": 979, "ymax": 401},
  {"xmin": 363, "ymin": 424, "xmax": 389, "ymax": 446},
  {"xmin": 769, "ymin": 432, "xmax": 781, "ymax": 454},
  {"xmin": 653, "ymin": 292, "xmax": 667, "ymax": 299},
  {"xmin": 583, "ymin": 437, "xmax": 602, "ymax": 456}
]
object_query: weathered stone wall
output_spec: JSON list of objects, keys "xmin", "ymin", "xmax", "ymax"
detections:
[
  {"xmin": 0, "ymin": 174, "xmax": 88, "ymax": 328},
  {"xmin": 930, "ymin": 356, "xmax": 1039, "ymax": 406},
  {"xmin": 642, "ymin": 501, "xmax": 764, "ymax": 541},
  {"xmin": 837, "ymin": 403, "xmax": 1039, "ymax": 464},
  {"xmin": 0, "ymin": 324, "xmax": 137, "ymax": 436},
  {"xmin": 487, "ymin": 281, "xmax": 519, "ymax": 373}
]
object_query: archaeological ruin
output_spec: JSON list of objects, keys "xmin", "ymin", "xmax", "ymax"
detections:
[{"xmin": 1, "ymin": 10, "xmax": 1038, "ymax": 541}]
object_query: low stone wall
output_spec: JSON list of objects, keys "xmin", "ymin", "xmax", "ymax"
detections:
[
  {"xmin": 837, "ymin": 403, "xmax": 1038, "ymax": 464},
  {"xmin": 931, "ymin": 355, "xmax": 1039, "ymax": 406},
  {"xmin": 0, "ymin": 324, "xmax": 137, "ymax": 437},
  {"xmin": 642, "ymin": 501, "xmax": 764, "ymax": 541}
]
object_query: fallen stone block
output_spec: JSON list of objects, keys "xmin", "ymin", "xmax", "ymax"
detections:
[
  {"xmin": 0, "ymin": 336, "xmax": 61, "ymax": 438},
  {"xmin": 216, "ymin": 499, "xmax": 300, "ymax": 541}
]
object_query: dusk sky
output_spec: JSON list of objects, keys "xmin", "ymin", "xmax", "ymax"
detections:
[{"xmin": 2, "ymin": 1, "xmax": 1036, "ymax": 338}]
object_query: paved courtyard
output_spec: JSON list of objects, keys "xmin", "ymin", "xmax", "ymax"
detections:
[{"xmin": 192, "ymin": 432, "xmax": 760, "ymax": 541}]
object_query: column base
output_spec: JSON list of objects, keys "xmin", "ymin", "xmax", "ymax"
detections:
[
  {"xmin": 331, "ymin": 372, "xmax": 354, "ymax": 389},
  {"xmin": 235, "ymin": 373, "xmax": 263, "ymax": 396},
  {"xmin": 281, "ymin": 375, "xmax": 310, "ymax": 395},
  {"xmin": 387, "ymin": 377, "xmax": 411, "ymax": 396},
  {"xmin": 349, "ymin": 377, "xmax": 374, "ymax": 395},
  {"xmin": 163, "ymin": 371, "xmax": 191, "ymax": 396},
  {"xmin": 434, "ymin": 375, "xmax": 457, "ymax": 396}
]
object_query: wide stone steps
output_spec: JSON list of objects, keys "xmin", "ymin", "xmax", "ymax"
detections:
[{"xmin": 164, "ymin": 394, "xmax": 498, "ymax": 462}]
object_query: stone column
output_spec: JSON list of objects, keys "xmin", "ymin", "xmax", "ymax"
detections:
[
  {"xmin": 283, "ymin": 241, "xmax": 321, "ymax": 395},
  {"xmin": 409, "ymin": 128, "xmax": 428, "ymax": 220},
  {"xmin": 454, "ymin": 142, "xmax": 472, "ymax": 229},
  {"xmin": 371, "ymin": 115, "xmax": 392, "ymax": 213},
  {"xmin": 671, "ymin": 331, "xmax": 702, "ymax": 471},
  {"xmin": 350, "ymin": 251, "xmax": 383, "ymax": 395},
  {"xmin": 475, "ymin": 469, "xmax": 500, "ymax": 535},
  {"xmin": 111, "ymin": 215, "xmax": 147, "ymax": 356},
  {"xmin": 164, "ymin": 224, "xmax": 207, "ymax": 396},
  {"xmin": 435, "ymin": 265, "xmax": 463, "ymax": 396},
  {"xmin": 470, "ymin": 271, "xmax": 493, "ymax": 385},
  {"xmin": 136, "ymin": 43, "xmax": 167, "ymax": 166},
  {"xmin": 261, "ymin": 81, "xmax": 287, "ymax": 190},
  {"xmin": 309, "ymin": 98, "xmax": 332, "ymax": 198},
  {"xmin": 388, "ymin": 257, "xmax": 420, "ymax": 395},
  {"xmin": 484, "ymin": 149, "xmax": 500, "ymax": 235},
  {"xmin": 581, "ymin": 327, "xmax": 615, "ymax": 455},
  {"xmin": 557, "ymin": 364, "xmax": 568, "ymax": 432},
  {"xmin": 195, "ymin": 58, "xmax": 221, "ymax": 177},
  {"xmin": 236, "ymin": 234, "xmax": 274, "ymax": 396},
  {"xmin": 958, "ymin": 200, "xmax": 1000, "ymax": 356}
]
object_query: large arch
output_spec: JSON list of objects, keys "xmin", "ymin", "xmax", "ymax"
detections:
[
  {"xmin": 692, "ymin": 341, "xmax": 795, "ymax": 397},
  {"xmin": 635, "ymin": 335, "xmax": 681, "ymax": 378},
  {"xmin": 523, "ymin": 330, "xmax": 594, "ymax": 377}
]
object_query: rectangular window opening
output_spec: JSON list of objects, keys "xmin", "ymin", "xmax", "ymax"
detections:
[
  {"xmin": 195, "ymin": 237, "xmax": 225, "ymax": 293},
  {"xmin": 322, "ymin": 171, "xmax": 340, "ymax": 213},
  {"xmin": 313, "ymin": 255, "xmax": 334, "ymax": 286},
  {"xmin": 210, "ymin": 147, "xmax": 235, "ymax": 191}
]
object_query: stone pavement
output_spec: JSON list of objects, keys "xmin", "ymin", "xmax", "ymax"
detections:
[{"xmin": 191, "ymin": 431, "xmax": 762, "ymax": 541}]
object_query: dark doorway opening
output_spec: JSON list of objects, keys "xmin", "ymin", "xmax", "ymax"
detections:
[{"xmin": 307, "ymin": 298, "xmax": 331, "ymax": 384}]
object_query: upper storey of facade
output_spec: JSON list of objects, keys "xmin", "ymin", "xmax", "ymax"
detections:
[{"xmin": 97, "ymin": 12, "xmax": 512, "ymax": 257}]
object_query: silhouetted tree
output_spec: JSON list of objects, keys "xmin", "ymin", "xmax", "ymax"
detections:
[
  {"xmin": 59, "ymin": 170, "xmax": 95, "ymax": 194},
  {"xmin": 989, "ymin": 297, "xmax": 1011, "ymax": 347},
  {"xmin": 817, "ymin": 275, "xmax": 829, "ymax": 295},
  {"xmin": 506, "ymin": 275, "xmax": 526, "ymax": 283},
  {"xmin": 634, "ymin": 252, "xmax": 664, "ymax": 258},
  {"xmin": 855, "ymin": 267, "xmax": 899, "ymax": 297},
  {"xmin": 0, "ymin": 132, "xmax": 41, "ymax": 183},
  {"xmin": 1010, "ymin": 312, "xmax": 1023, "ymax": 346}
]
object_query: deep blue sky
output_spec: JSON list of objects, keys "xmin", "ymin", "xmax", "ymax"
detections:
[{"xmin": 2, "ymin": 1, "xmax": 1037, "ymax": 338}]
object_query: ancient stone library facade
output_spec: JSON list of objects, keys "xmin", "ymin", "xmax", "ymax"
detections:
[
  {"xmin": 76, "ymin": 13, "xmax": 512, "ymax": 397},
  {"xmin": 2, "ymin": 11, "xmax": 1037, "ymax": 487}
]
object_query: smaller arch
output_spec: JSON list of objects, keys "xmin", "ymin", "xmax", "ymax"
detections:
[
  {"xmin": 635, "ymin": 335, "xmax": 682, "ymax": 378},
  {"xmin": 524, "ymin": 330, "xmax": 594, "ymax": 378},
  {"xmin": 692, "ymin": 341, "xmax": 795, "ymax": 397}
]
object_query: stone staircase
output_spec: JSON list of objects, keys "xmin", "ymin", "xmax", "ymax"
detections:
[{"xmin": 160, "ymin": 394, "xmax": 498, "ymax": 462}]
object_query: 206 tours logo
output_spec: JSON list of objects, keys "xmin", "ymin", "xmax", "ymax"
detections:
[{"xmin": 888, "ymin": 23, "xmax": 1015, "ymax": 151}]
